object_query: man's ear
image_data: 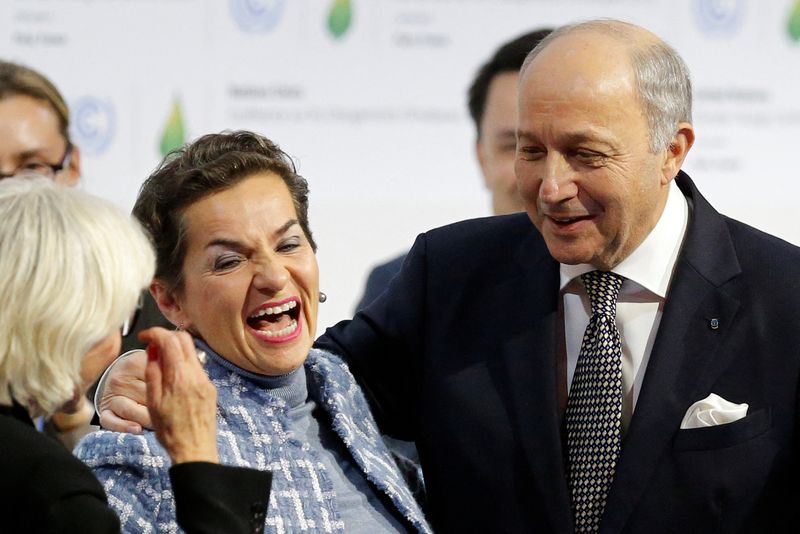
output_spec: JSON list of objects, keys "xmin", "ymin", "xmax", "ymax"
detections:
[
  {"xmin": 56, "ymin": 144, "xmax": 81, "ymax": 187},
  {"xmin": 150, "ymin": 280, "xmax": 189, "ymax": 330},
  {"xmin": 660, "ymin": 122, "xmax": 695, "ymax": 185}
]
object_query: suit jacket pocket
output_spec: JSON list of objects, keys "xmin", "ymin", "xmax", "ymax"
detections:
[{"xmin": 673, "ymin": 407, "xmax": 771, "ymax": 452}]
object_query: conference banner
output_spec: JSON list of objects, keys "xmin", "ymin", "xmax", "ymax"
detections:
[{"xmin": 2, "ymin": 0, "xmax": 798, "ymax": 326}]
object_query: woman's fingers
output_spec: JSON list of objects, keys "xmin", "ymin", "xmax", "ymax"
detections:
[
  {"xmin": 144, "ymin": 345, "xmax": 163, "ymax": 414},
  {"xmin": 139, "ymin": 327, "xmax": 185, "ymax": 387},
  {"xmin": 96, "ymin": 350, "xmax": 151, "ymax": 432},
  {"xmin": 98, "ymin": 395, "xmax": 149, "ymax": 433},
  {"xmin": 138, "ymin": 328, "xmax": 219, "ymax": 465},
  {"xmin": 98, "ymin": 409, "xmax": 142, "ymax": 435}
]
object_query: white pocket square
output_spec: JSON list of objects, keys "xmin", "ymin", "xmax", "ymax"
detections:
[{"xmin": 680, "ymin": 393, "xmax": 748, "ymax": 429}]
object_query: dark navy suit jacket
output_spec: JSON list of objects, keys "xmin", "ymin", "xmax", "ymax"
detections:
[{"xmin": 318, "ymin": 172, "xmax": 800, "ymax": 533}]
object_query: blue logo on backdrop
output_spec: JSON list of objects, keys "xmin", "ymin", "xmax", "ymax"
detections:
[
  {"xmin": 229, "ymin": 0, "xmax": 286, "ymax": 34},
  {"xmin": 70, "ymin": 96, "xmax": 116, "ymax": 156},
  {"xmin": 693, "ymin": 0, "xmax": 746, "ymax": 36}
]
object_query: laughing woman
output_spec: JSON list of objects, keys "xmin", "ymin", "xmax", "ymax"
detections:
[{"xmin": 75, "ymin": 131, "xmax": 430, "ymax": 533}]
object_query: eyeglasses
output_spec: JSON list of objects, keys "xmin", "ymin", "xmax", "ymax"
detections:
[
  {"xmin": 0, "ymin": 142, "xmax": 73, "ymax": 180},
  {"xmin": 121, "ymin": 294, "xmax": 144, "ymax": 337}
]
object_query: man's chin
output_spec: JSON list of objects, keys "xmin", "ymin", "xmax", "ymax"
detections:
[{"xmin": 543, "ymin": 238, "xmax": 594, "ymax": 265}]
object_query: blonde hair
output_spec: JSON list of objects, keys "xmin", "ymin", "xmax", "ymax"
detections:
[{"xmin": 0, "ymin": 177, "xmax": 154, "ymax": 416}]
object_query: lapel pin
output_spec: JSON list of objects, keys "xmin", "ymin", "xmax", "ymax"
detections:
[{"xmin": 709, "ymin": 318, "xmax": 719, "ymax": 330}]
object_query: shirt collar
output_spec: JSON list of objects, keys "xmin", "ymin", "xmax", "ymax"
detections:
[{"xmin": 559, "ymin": 179, "xmax": 689, "ymax": 297}]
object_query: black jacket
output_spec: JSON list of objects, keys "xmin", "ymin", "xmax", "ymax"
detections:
[{"xmin": 0, "ymin": 402, "xmax": 272, "ymax": 534}]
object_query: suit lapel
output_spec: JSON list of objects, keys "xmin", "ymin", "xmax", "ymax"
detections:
[
  {"xmin": 601, "ymin": 172, "xmax": 742, "ymax": 533},
  {"xmin": 495, "ymin": 231, "xmax": 573, "ymax": 533}
]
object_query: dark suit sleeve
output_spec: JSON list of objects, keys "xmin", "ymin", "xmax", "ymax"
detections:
[
  {"xmin": 44, "ymin": 494, "xmax": 120, "ymax": 534},
  {"xmin": 38, "ymin": 452, "xmax": 119, "ymax": 534},
  {"xmin": 169, "ymin": 462, "xmax": 271, "ymax": 534},
  {"xmin": 0, "ymin": 414, "xmax": 121, "ymax": 534},
  {"xmin": 317, "ymin": 236, "xmax": 429, "ymax": 440}
]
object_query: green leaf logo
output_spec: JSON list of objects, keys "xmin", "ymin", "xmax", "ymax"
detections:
[
  {"xmin": 159, "ymin": 97, "xmax": 185, "ymax": 157},
  {"xmin": 790, "ymin": 0, "xmax": 800, "ymax": 42},
  {"xmin": 327, "ymin": 0, "xmax": 352, "ymax": 39}
]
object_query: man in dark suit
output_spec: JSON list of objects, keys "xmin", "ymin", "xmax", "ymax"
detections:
[{"xmin": 318, "ymin": 19, "xmax": 800, "ymax": 533}]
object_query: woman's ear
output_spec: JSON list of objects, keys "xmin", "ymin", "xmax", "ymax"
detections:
[{"xmin": 150, "ymin": 280, "xmax": 190, "ymax": 330}]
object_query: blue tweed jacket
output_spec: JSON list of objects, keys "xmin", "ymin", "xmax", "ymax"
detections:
[{"xmin": 75, "ymin": 348, "xmax": 430, "ymax": 533}]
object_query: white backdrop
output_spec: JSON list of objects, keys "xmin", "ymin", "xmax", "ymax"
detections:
[{"xmin": 3, "ymin": 0, "xmax": 799, "ymax": 330}]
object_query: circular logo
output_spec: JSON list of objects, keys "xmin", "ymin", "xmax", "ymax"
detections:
[
  {"xmin": 229, "ymin": 0, "xmax": 287, "ymax": 34},
  {"xmin": 70, "ymin": 96, "xmax": 116, "ymax": 156},
  {"xmin": 693, "ymin": 0, "xmax": 746, "ymax": 35}
]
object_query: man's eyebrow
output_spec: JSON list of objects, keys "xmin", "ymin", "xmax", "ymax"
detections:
[
  {"xmin": 561, "ymin": 131, "xmax": 610, "ymax": 145},
  {"xmin": 517, "ymin": 129, "xmax": 613, "ymax": 146},
  {"xmin": 494, "ymin": 129, "xmax": 517, "ymax": 140}
]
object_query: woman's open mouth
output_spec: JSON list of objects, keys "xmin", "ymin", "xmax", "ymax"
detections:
[{"xmin": 246, "ymin": 298, "xmax": 303, "ymax": 342}]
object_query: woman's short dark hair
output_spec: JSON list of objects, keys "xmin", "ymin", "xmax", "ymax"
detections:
[{"xmin": 133, "ymin": 130, "xmax": 315, "ymax": 292}]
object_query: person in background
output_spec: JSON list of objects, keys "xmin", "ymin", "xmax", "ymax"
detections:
[
  {"xmin": 0, "ymin": 177, "xmax": 271, "ymax": 534},
  {"xmin": 355, "ymin": 28, "xmax": 552, "ymax": 311},
  {"xmin": 0, "ymin": 60, "xmax": 80, "ymax": 185},
  {"xmin": 0, "ymin": 60, "xmax": 94, "ymax": 445},
  {"xmin": 76, "ymin": 131, "xmax": 430, "ymax": 533}
]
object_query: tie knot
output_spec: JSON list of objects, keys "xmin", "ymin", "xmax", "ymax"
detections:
[{"xmin": 581, "ymin": 270, "xmax": 624, "ymax": 316}]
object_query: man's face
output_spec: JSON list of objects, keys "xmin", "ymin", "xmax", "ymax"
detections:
[
  {"xmin": 476, "ymin": 71, "xmax": 521, "ymax": 215},
  {"xmin": 0, "ymin": 94, "xmax": 79, "ymax": 185},
  {"xmin": 515, "ymin": 32, "xmax": 672, "ymax": 270}
]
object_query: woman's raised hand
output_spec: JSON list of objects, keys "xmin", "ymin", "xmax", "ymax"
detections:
[{"xmin": 139, "ymin": 328, "xmax": 219, "ymax": 464}]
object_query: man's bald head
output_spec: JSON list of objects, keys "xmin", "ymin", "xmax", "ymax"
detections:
[{"xmin": 521, "ymin": 20, "xmax": 692, "ymax": 153}]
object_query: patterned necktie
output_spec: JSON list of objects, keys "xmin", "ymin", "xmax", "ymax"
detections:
[{"xmin": 566, "ymin": 270, "xmax": 625, "ymax": 533}]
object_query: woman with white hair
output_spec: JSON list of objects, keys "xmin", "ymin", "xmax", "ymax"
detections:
[{"xmin": 0, "ymin": 177, "xmax": 271, "ymax": 533}]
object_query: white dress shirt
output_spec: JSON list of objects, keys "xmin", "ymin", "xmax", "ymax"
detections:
[{"xmin": 560, "ymin": 180, "xmax": 689, "ymax": 428}]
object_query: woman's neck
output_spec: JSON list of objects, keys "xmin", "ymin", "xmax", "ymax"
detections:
[{"xmin": 194, "ymin": 338, "xmax": 308, "ymax": 409}]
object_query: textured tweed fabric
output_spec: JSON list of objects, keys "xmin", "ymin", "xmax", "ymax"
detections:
[{"xmin": 75, "ymin": 348, "xmax": 430, "ymax": 534}]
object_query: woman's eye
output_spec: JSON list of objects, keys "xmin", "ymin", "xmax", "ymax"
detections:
[
  {"xmin": 22, "ymin": 161, "xmax": 49, "ymax": 172},
  {"xmin": 277, "ymin": 238, "xmax": 301, "ymax": 253},
  {"xmin": 213, "ymin": 255, "xmax": 242, "ymax": 270}
]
